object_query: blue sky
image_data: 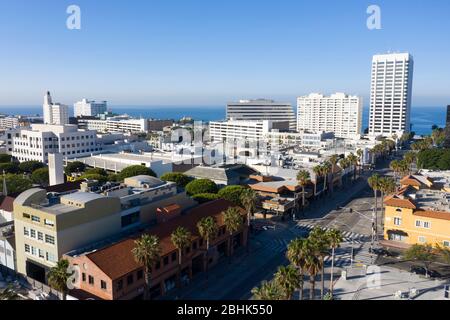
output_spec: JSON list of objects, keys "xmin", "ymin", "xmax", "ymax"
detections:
[{"xmin": 0, "ymin": 0, "xmax": 449, "ymax": 107}]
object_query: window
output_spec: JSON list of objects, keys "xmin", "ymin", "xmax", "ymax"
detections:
[
  {"xmin": 395, "ymin": 208, "xmax": 402, "ymax": 213},
  {"xmin": 418, "ymin": 236, "xmax": 426, "ymax": 244},
  {"xmin": 88, "ymin": 275, "xmax": 94, "ymax": 285},
  {"xmin": 121, "ymin": 211, "xmax": 140, "ymax": 228},
  {"xmin": 127, "ymin": 274, "xmax": 134, "ymax": 285},
  {"xmin": 101, "ymin": 280, "xmax": 107, "ymax": 290},
  {"xmin": 31, "ymin": 246, "xmax": 36, "ymax": 255},
  {"xmin": 45, "ymin": 235, "xmax": 55, "ymax": 245},
  {"xmin": 394, "ymin": 217, "xmax": 402, "ymax": 226},
  {"xmin": 25, "ymin": 244, "xmax": 30, "ymax": 253},
  {"xmin": 137, "ymin": 270, "xmax": 143, "ymax": 280},
  {"xmin": 44, "ymin": 219, "xmax": 55, "ymax": 227},
  {"xmin": 444, "ymin": 241, "xmax": 450, "ymax": 247},
  {"xmin": 38, "ymin": 232, "xmax": 43, "ymax": 241},
  {"xmin": 30, "ymin": 229, "xmax": 36, "ymax": 238},
  {"xmin": 23, "ymin": 213, "xmax": 31, "ymax": 219},
  {"xmin": 415, "ymin": 220, "xmax": 422, "ymax": 228},
  {"xmin": 24, "ymin": 227, "xmax": 30, "ymax": 236},
  {"xmin": 423, "ymin": 221, "xmax": 431, "ymax": 229},
  {"xmin": 117, "ymin": 280, "xmax": 123, "ymax": 290},
  {"xmin": 46, "ymin": 252, "xmax": 56, "ymax": 262},
  {"xmin": 31, "ymin": 215, "xmax": 40, "ymax": 223},
  {"xmin": 82, "ymin": 273, "xmax": 86, "ymax": 282},
  {"xmin": 38, "ymin": 249, "xmax": 45, "ymax": 259},
  {"xmin": 171, "ymin": 252, "xmax": 177, "ymax": 262},
  {"xmin": 163, "ymin": 256, "xmax": 169, "ymax": 266},
  {"xmin": 155, "ymin": 261, "xmax": 161, "ymax": 270}
]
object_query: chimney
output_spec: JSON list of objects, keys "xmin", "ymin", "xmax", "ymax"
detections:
[{"xmin": 48, "ymin": 153, "xmax": 64, "ymax": 186}]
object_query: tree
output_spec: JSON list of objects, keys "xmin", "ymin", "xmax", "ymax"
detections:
[
  {"xmin": 5, "ymin": 174, "xmax": 32, "ymax": 194},
  {"xmin": 339, "ymin": 158, "xmax": 350, "ymax": 185},
  {"xmin": 287, "ymin": 238, "xmax": 308, "ymax": 300},
  {"xmin": 192, "ymin": 193, "xmax": 220, "ymax": 204},
  {"xmin": 0, "ymin": 162, "xmax": 19, "ymax": 174},
  {"xmin": 0, "ymin": 284, "xmax": 19, "ymax": 300},
  {"xmin": 240, "ymin": 188, "xmax": 258, "ymax": 253},
  {"xmin": 160, "ymin": 172, "xmax": 191, "ymax": 187},
  {"xmin": 404, "ymin": 244, "xmax": 436, "ymax": 278},
  {"xmin": 368, "ymin": 174, "xmax": 381, "ymax": 238},
  {"xmin": 309, "ymin": 227, "xmax": 330, "ymax": 299},
  {"xmin": 390, "ymin": 160, "xmax": 400, "ymax": 182},
  {"xmin": 274, "ymin": 265, "xmax": 300, "ymax": 300},
  {"xmin": 118, "ymin": 165, "xmax": 156, "ymax": 181},
  {"xmin": 404, "ymin": 152, "xmax": 416, "ymax": 173},
  {"xmin": 217, "ymin": 185, "xmax": 246, "ymax": 206},
  {"xmin": 321, "ymin": 162, "xmax": 332, "ymax": 194},
  {"xmin": 328, "ymin": 155, "xmax": 339, "ymax": 193},
  {"xmin": 64, "ymin": 161, "xmax": 86, "ymax": 176},
  {"xmin": 171, "ymin": 226, "xmax": 192, "ymax": 288},
  {"xmin": 185, "ymin": 179, "xmax": 218, "ymax": 196},
  {"xmin": 0, "ymin": 154, "xmax": 12, "ymax": 163},
  {"xmin": 78, "ymin": 173, "xmax": 107, "ymax": 183},
  {"xmin": 84, "ymin": 167, "xmax": 108, "ymax": 176},
  {"xmin": 197, "ymin": 216, "xmax": 218, "ymax": 284},
  {"xmin": 31, "ymin": 168, "xmax": 50, "ymax": 186},
  {"xmin": 347, "ymin": 153, "xmax": 359, "ymax": 182},
  {"xmin": 222, "ymin": 207, "xmax": 243, "ymax": 263},
  {"xmin": 132, "ymin": 234, "xmax": 162, "ymax": 300},
  {"xmin": 312, "ymin": 165, "xmax": 322, "ymax": 197},
  {"xmin": 435, "ymin": 244, "xmax": 450, "ymax": 264},
  {"xmin": 252, "ymin": 280, "xmax": 284, "ymax": 300},
  {"xmin": 356, "ymin": 149, "xmax": 364, "ymax": 174},
  {"xmin": 18, "ymin": 161, "xmax": 46, "ymax": 174},
  {"xmin": 296, "ymin": 170, "xmax": 311, "ymax": 208},
  {"xmin": 326, "ymin": 229, "xmax": 343, "ymax": 296},
  {"xmin": 379, "ymin": 177, "xmax": 396, "ymax": 224},
  {"xmin": 304, "ymin": 240, "xmax": 321, "ymax": 300},
  {"xmin": 47, "ymin": 259, "xmax": 70, "ymax": 300}
]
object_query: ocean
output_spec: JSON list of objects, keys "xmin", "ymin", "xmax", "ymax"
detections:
[{"xmin": 0, "ymin": 105, "xmax": 446, "ymax": 136}]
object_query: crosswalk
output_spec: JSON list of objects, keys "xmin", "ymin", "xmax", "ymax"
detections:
[{"xmin": 290, "ymin": 223, "xmax": 370, "ymax": 244}]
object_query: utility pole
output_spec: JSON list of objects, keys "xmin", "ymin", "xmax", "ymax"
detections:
[{"xmin": 371, "ymin": 208, "xmax": 376, "ymax": 264}]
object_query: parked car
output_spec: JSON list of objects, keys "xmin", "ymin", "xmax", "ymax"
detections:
[{"xmin": 409, "ymin": 266, "xmax": 442, "ymax": 278}]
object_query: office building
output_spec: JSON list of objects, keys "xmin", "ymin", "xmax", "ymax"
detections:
[
  {"xmin": 43, "ymin": 91, "xmax": 69, "ymax": 125},
  {"xmin": 368, "ymin": 53, "xmax": 414, "ymax": 136},
  {"xmin": 5, "ymin": 124, "xmax": 99, "ymax": 163},
  {"xmin": 0, "ymin": 116, "xmax": 19, "ymax": 130},
  {"xmin": 74, "ymin": 99, "xmax": 108, "ymax": 117},
  {"xmin": 209, "ymin": 120, "xmax": 288, "ymax": 143},
  {"xmin": 297, "ymin": 93, "xmax": 363, "ymax": 138},
  {"xmin": 226, "ymin": 99, "xmax": 296, "ymax": 131},
  {"xmin": 77, "ymin": 116, "xmax": 148, "ymax": 133}
]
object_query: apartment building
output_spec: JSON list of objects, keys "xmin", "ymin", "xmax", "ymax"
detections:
[
  {"xmin": 297, "ymin": 93, "xmax": 363, "ymax": 138},
  {"xmin": 5, "ymin": 124, "xmax": 99, "ymax": 163},
  {"xmin": 43, "ymin": 92, "xmax": 69, "ymax": 125},
  {"xmin": 13, "ymin": 175, "xmax": 196, "ymax": 283},
  {"xmin": 77, "ymin": 116, "xmax": 148, "ymax": 133},
  {"xmin": 368, "ymin": 53, "xmax": 414, "ymax": 136},
  {"xmin": 383, "ymin": 173, "xmax": 450, "ymax": 247},
  {"xmin": 209, "ymin": 120, "xmax": 289, "ymax": 143},
  {"xmin": 0, "ymin": 116, "xmax": 19, "ymax": 130},
  {"xmin": 64, "ymin": 199, "xmax": 247, "ymax": 300},
  {"xmin": 266, "ymin": 130, "xmax": 335, "ymax": 149},
  {"xmin": 226, "ymin": 99, "xmax": 296, "ymax": 131},
  {"xmin": 74, "ymin": 99, "xmax": 108, "ymax": 117}
]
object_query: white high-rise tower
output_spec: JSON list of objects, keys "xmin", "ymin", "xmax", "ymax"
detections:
[
  {"xmin": 43, "ymin": 91, "xmax": 69, "ymax": 125},
  {"xmin": 368, "ymin": 53, "xmax": 414, "ymax": 136}
]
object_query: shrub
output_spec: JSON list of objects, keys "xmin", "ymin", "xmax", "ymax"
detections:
[
  {"xmin": 79, "ymin": 173, "xmax": 107, "ymax": 183},
  {"xmin": 0, "ymin": 162, "xmax": 20, "ymax": 174},
  {"xmin": 118, "ymin": 165, "xmax": 156, "ymax": 181},
  {"xmin": 5, "ymin": 174, "xmax": 32, "ymax": 194},
  {"xmin": 160, "ymin": 172, "xmax": 192, "ymax": 187},
  {"xmin": 19, "ymin": 161, "xmax": 46, "ymax": 174},
  {"xmin": 417, "ymin": 149, "xmax": 450, "ymax": 170},
  {"xmin": 185, "ymin": 179, "xmax": 218, "ymax": 196},
  {"xmin": 84, "ymin": 168, "xmax": 108, "ymax": 176},
  {"xmin": 31, "ymin": 168, "xmax": 49, "ymax": 186},
  {"xmin": 192, "ymin": 193, "xmax": 220, "ymax": 204},
  {"xmin": 217, "ymin": 185, "xmax": 246, "ymax": 206},
  {"xmin": 0, "ymin": 154, "xmax": 12, "ymax": 163},
  {"xmin": 64, "ymin": 161, "xmax": 86, "ymax": 175}
]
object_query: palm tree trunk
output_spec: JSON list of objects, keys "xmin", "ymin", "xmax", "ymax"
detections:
[
  {"xmin": 228, "ymin": 233, "xmax": 232, "ymax": 264},
  {"xmin": 299, "ymin": 271, "xmax": 304, "ymax": 300},
  {"xmin": 330, "ymin": 247, "xmax": 335, "ymax": 295},
  {"xmin": 310, "ymin": 276, "xmax": 315, "ymax": 300},
  {"xmin": 320, "ymin": 258, "xmax": 325, "ymax": 300},
  {"xmin": 145, "ymin": 269, "xmax": 152, "ymax": 300},
  {"xmin": 246, "ymin": 210, "xmax": 251, "ymax": 254},
  {"xmin": 177, "ymin": 249, "xmax": 182, "ymax": 288},
  {"xmin": 205, "ymin": 241, "xmax": 209, "ymax": 287},
  {"xmin": 302, "ymin": 186, "xmax": 306, "ymax": 207}
]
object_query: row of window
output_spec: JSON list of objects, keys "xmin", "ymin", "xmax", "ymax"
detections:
[
  {"xmin": 24, "ymin": 244, "xmax": 56, "ymax": 263},
  {"xmin": 23, "ymin": 227, "xmax": 55, "ymax": 245},
  {"xmin": 23, "ymin": 213, "xmax": 55, "ymax": 227}
]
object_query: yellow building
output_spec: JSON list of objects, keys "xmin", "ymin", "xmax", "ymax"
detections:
[{"xmin": 383, "ymin": 174, "xmax": 450, "ymax": 248}]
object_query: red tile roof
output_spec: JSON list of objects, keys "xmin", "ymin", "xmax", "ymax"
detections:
[
  {"xmin": 384, "ymin": 195, "xmax": 417, "ymax": 209},
  {"xmin": 85, "ymin": 199, "xmax": 245, "ymax": 280},
  {"xmin": 413, "ymin": 210, "xmax": 450, "ymax": 221},
  {"xmin": 0, "ymin": 196, "xmax": 15, "ymax": 212}
]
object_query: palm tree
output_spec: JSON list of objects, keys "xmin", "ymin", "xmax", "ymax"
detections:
[
  {"xmin": 287, "ymin": 238, "xmax": 308, "ymax": 300},
  {"xmin": 222, "ymin": 207, "xmax": 244, "ymax": 263},
  {"xmin": 321, "ymin": 162, "xmax": 332, "ymax": 195},
  {"xmin": 347, "ymin": 153, "xmax": 359, "ymax": 182},
  {"xmin": 296, "ymin": 170, "xmax": 311, "ymax": 209},
  {"xmin": 368, "ymin": 174, "xmax": 381, "ymax": 240},
  {"xmin": 47, "ymin": 259, "xmax": 71, "ymax": 300},
  {"xmin": 312, "ymin": 165, "xmax": 322, "ymax": 197},
  {"xmin": 356, "ymin": 149, "xmax": 364, "ymax": 174},
  {"xmin": 390, "ymin": 160, "xmax": 400, "ymax": 182},
  {"xmin": 379, "ymin": 177, "xmax": 396, "ymax": 227},
  {"xmin": 304, "ymin": 240, "xmax": 321, "ymax": 300},
  {"xmin": 274, "ymin": 265, "xmax": 301, "ymax": 300},
  {"xmin": 339, "ymin": 158, "xmax": 350, "ymax": 186},
  {"xmin": 171, "ymin": 226, "xmax": 192, "ymax": 288},
  {"xmin": 240, "ymin": 188, "xmax": 258, "ymax": 253},
  {"xmin": 309, "ymin": 227, "xmax": 330, "ymax": 299},
  {"xmin": 252, "ymin": 280, "xmax": 284, "ymax": 300},
  {"xmin": 197, "ymin": 216, "xmax": 219, "ymax": 283},
  {"xmin": 132, "ymin": 234, "xmax": 162, "ymax": 300},
  {"xmin": 404, "ymin": 151, "xmax": 416, "ymax": 174},
  {"xmin": 329, "ymin": 155, "xmax": 339, "ymax": 193},
  {"xmin": 326, "ymin": 229, "xmax": 343, "ymax": 297}
]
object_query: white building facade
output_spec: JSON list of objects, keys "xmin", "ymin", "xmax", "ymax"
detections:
[
  {"xmin": 77, "ymin": 117, "xmax": 148, "ymax": 133},
  {"xmin": 226, "ymin": 99, "xmax": 296, "ymax": 131},
  {"xmin": 297, "ymin": 93, "xmax": 363, "ymax": 139},
  {"xmin": 0, "ymin": 116, "xmax": 19, "ymax": 130},
  {"xmin": 74, "ymin": 99, "xmax": 108, "ymax": 117},
  {"xmin": 209, "ymin": 120, "xmax": 277, "ymax": 142},
  {"xmin": 368, "ymin": 53, "xmax": 414, "ymax": 136},
  {"xmin": 43, "ymin": 92, "xmax": 69, "ymax": 125},
  {"xmin": 5, "ymin": 124, "xmax": 100, "ymax": 163}
]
